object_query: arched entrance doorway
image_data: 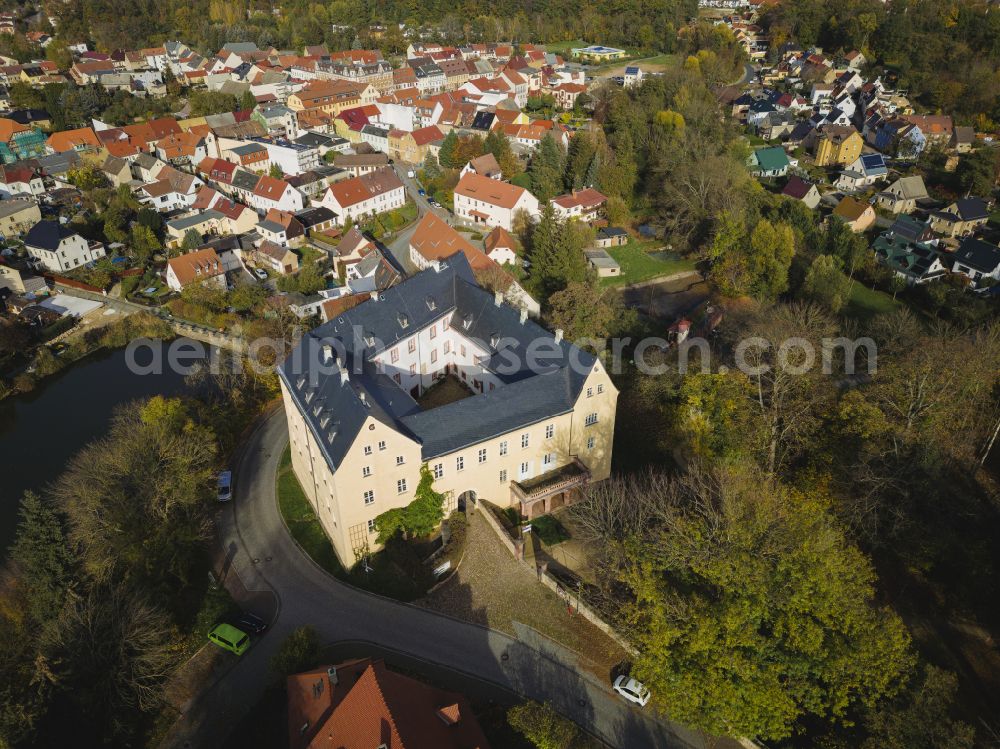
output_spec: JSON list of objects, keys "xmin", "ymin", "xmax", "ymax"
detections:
[{"xmin": 457, "ymin": 490, "xmax": 477, "ymax": 512}]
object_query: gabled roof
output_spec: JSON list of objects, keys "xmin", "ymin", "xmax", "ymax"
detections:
[
  {"xmin": 325, "ymin": 168, "xmax": 402, "ymax": 209},
  {"xmin": 454, "ymin": 171, "xmax": 529, "ymax": 209},
  {"xmin": 24, "ymin": 220, "xmax": 77, "ymax": 251},
  {"xmin": 833, "ymin": 196, "xmax": 872, "ymax": 222},
  {"xmin": 781, "ymin": 175, "xmax": 816, "ymax": 200},
  {"xmin": 466, "ymin": 153, "xmax": 501, "ymax": 178},
  {"xmin": 47, "ymin": 127, "xmax": 101, "ymax": 153},
  {"xmin": 953, "ymin": 237, "xmax": 1000, "ymax": 274}
]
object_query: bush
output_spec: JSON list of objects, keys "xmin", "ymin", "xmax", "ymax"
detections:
[
  {"xmin": 269, "ymin": 625, "xmax": 322, "ymax": 681},
  {"xmin": 507, "ymin": 701, "xmax": 585, "ymax": 749}
]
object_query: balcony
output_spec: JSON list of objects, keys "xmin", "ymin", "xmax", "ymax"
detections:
[{"xmin": 511, "ymin": 458, "xmax": 591, "ymax": 518}]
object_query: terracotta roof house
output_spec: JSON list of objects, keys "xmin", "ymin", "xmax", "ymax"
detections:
[
  {"xmin": 550, "ymin": 188, "xmax": 607, "ymax": 222},
  {"xmin": 408, "ymin": 211, "xmax": 493, "ymax": 272},
  {"xmin": 484, "ymin": 226, "xmax": 517, "ymax": 265},
  {"xmin": 319, "ymin": 167, "xmax": 404, "ymax": 223},
  {"xmin": 453, "ymin": 171, "xmax": 540, "ymax": 231},
  {"xmin": 47, "ymin": 126, "xmax": 102, "ymax": 154},
  {"xmin": 287, "ymin": 658, "xmax": 491, "ymax": 749},
  {"xmin": 460, "ymin": 153, "xmax": 502, "ymax": 180},
  {"xmin": 166, "ymin": 248, "xmax": 226, "ymax": 291}
]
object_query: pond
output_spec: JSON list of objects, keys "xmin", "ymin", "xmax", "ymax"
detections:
[{"xmin": 0, "ymin": 341, "xmax": 197, "ymax": 555}]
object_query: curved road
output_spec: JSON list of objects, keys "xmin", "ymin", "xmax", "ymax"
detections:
[{"xmin": 163, "ymin": 409, "xmax": 718, "ymax": 749}]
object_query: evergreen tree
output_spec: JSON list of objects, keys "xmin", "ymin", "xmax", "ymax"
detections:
[
  {"xmin": 565, "ymin": 131, "xmax": 596, "ymax": 190},
  {"xmin": 438, "ymin": 130, "xmax": 460, "ymax": 169},
  {"xmin": 483, "ymin": 129, "xmax": 520, "ymax": 179},
  {"xmin": 422, "ymin": 151, "xmax": 441, "ymax": 181},
  {"xmin": 529, "ymin": 133, "xmax": 566, "ymax": 202},
  {"xmin": 527, "ymin": 204, "xmax": 590, "ymax": 299},
  {"xmin": 239, "ymin": 89, "xmax": 257, "ymax": 112},
  {"xmin": 9, "ymin": 491, "xmax": 76, "ymax": 626}
]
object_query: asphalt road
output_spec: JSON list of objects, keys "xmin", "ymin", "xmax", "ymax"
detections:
[
  {"xmin": 382, "ymin": 163, "xmax": 458, "ymax": 275},
  {"xmin": 161, "ymin": 409, "xmax": 722, "ymax": 749}
]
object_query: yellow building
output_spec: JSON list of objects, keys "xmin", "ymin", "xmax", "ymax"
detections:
[
  {"xmin": 279, "ymin": 255, "xmax": 618, "ymax": 567},
  {"xmin": 570, "ymin": 45, "xmax": 627, "ymax": 62},
  {"xmin": 813, "ymin": 126, "xmax": 863, "ymax": 167}
]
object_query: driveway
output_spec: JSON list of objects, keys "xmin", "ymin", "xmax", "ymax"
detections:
[{"xmin": 160, "ymin": 410, "xmax": 723, "ymax": 749}]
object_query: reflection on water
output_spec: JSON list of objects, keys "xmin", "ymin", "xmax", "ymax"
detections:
[{"xmin": 0, "ymin": 341, "xmax": 195, "ymax": 554}]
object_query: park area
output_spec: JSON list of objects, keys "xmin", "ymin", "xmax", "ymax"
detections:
[{"xmin": 600, "ymin": 240, "xmax": 697, "ymax": 287}]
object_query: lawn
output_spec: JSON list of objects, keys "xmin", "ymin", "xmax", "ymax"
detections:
[
  {"xmin": 276, "ymin": 445, "xmax": 442, "ymax": 601},
  {"xmin": 601, "ymin": 241, "xmax": 697, "ymax": 287},
  {"xmin": 542, "ymin": 39, "xmax": 587, "ymax": 55},
  {"xmin": 530, "ymin": 514, "xmax": 570, "ymax": 546},
  {"xmin": 843, "ymin": 281, "xmax": 902, "ymax": 321},
  {"xmin": 276, "ymin": 445, "xmax": 345, "ymax": 577}
]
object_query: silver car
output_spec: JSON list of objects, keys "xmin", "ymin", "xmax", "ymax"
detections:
[{"xmin": 613, "ymin": 675, "xmax": 651, "ymax": 707}]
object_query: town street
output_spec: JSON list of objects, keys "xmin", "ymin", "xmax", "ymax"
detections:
[{"xmin": 160, "ymin": 409, "xmax": 721, "ymax": 749}]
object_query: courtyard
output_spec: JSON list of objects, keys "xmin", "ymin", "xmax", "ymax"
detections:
[{"xmin": 415, "ymin": 373, "xmax": 475, "ymax": 409}]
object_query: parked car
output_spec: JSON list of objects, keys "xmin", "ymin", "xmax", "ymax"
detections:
[
  {"xmin": 613, "ymin": 675, "xmax": 651, "ymax": 707},
  {"xmin": 230, "ymin": 611, "xmax": 267, "ymax": 635},
  {"xmin": 208, "ymin": 623, "xmax": 250, "ymax": 655},
  {"xmin": 417, "ymin": 188, "xmax": 425, "ymax": 196},
  {"xmin": 254, "ymin": 268, "xmax": 268, "ymax": 281},
  {"xmin": 217, "ymin": 470, "xmax": 232, "ymax": 502}
]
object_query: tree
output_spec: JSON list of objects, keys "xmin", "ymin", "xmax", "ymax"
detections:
[
  {"xmin": 438, "ymin": 130, "xmax": 460, "ymax": 169},
  {"xmin": 483, "ymin": 129, "xmax": 520, "ymax": 179},
  {"xmin": 181, "ymin": 228, "xmax": 203, "ymax": 250},
  {"xmin": 546, "ymin": 280, "xmax": 629, "ymax": 342},
  {"xmin": 862, "ymin": 665, "xmax": 975, "ymax": 749},
  {"xmin": 711, "ymin": 218, "xmax": 795, "ymax": 301},
  {"xmin": 529, "ymin": 133, "xmax": 566, "ymax": 202},
  {"xmin": 269, "ymin": 626, "xmax": 322, "ymax": 680},
  {"xmin": 8, "ymin": 491, "xmax": 76, "ymax": 627},
  {"xmin": 136, "ymin": 207, "xmax": 163, "ymax": 233},
  {"xmin": 374, "ymin": 464, "xmax": 445, "ymax": 543},
  {"xmin": 801, "ymin": 254, "xmax": 851, "ymax": 313},
  {"xmin": 526, "ymin": 203, "xmax": 590, "ymax": 299},
  {"xmin": 129, "ymin": 224, "xmax": 160, "ymax": 264},
  {"xmin": 228, "ymin": 280, "xmax": 267, "ymax": 312},
  {"xmin": 67, "ymin": 165, "xmax": 108, "ymax": 192},
  {"xmin": 507, "ymin": 701, "xmax": 588, "ymax": 749},
  {"xmin": 955, "ymin": 148, "xmax": 1000, "ymax": 197},
  {"xmin": 51, "ymin": 582, "xmax": 176, "ymax": 741},
  {"xmin": 53, "ymin": 397, "xmax": 217, "ymax": 592},
  {"xmin": 422, "ymin": 151, "xmax": 441, "ymax": 181},
  {"xmin": 612, "ymin": 466, "xmax": 914, "ymax": 742},
  {"xmin": 268, "ymin": 163, "xmax": 284, "ymax": 179},
  {"xmin": 189, "ymin": 89, "xmax": 239, "ymax": 117},
  {"xmin": 239, "ymin": 89, "xmax": 257, "ymax": 112}
]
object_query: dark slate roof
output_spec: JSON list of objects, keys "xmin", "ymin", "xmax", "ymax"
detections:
[
  {"xmin": 231, "ymin": 169, "xmax": 261, "ymax": 191},
  {"xmin": 860, "ymin": 153, "xmax": 887, "ymax": 174},
  {"xmin": 954, "ymin": 198, "xmax": 989, "ymax": 222},
  {"xmin": 277, "ymin": 254, "xmax": 597, "ymax": 469},
  {"xmin": 294, "ymin": 132, "xmax": 334, "ymax": 148},
  {"xmin": 295, "ymin": 205, "xmax": 336, "ymax": 227},
  {"xmin": 953, "ymin": 237, "xmax": 1000, "ymax": 274},
  {"xmin": 7, "ymin": 108, "xmax": 49, "ymax": 125},
  {"xmin": 470, "ymin": 112, "xmax": 495, "ymax": 131},
  {"xmin": 597, "ymin": 227, "xmax": 627, "ymax": 238},
  {"xmin": 24, "ymin": 220, "xmax": 76, "ymax": 250}
]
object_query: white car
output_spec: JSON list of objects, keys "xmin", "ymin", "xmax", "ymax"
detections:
[
  {"xmin": 254, "ymin": 268, "xmax": 268, "ymax": 281},
  {"xmin": 217, "ymin": 471, "xmax": 233, "ymax": 502},
  {"xmin": 613, "ymin": 675, "xmax": 651, "ymax": 707}
]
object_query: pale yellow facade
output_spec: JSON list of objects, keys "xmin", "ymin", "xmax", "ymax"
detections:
[{"xmin": 281, "ymin": 358, "xmax": 617, "ymax": 567}]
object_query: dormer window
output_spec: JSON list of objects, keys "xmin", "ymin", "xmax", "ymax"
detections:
[
  {"xmin": 462, "ymin": 313, "xmax": 473, "ymax": 330},
  {"xmin": 425, "ymin": 296, "xmax": 436, "ymax": 311},
  {"xmin": 397, "ymin": 312, "xmax": 409, "ymax": 329},
  {"xmin": 363, "ymin": 332, "xmax": 375, "ymax": 347}
]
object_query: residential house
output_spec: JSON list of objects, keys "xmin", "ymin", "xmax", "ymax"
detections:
[
  {"xmin": 951, "ymin": 237, "xmax": 1000, "ymax": 286},
  {"xmin": 252, "ymin": 240, "xmax": 300, "ymax": 275},
  {"xmin": 748, "ymin": 146, "xmax": 791, "ymax": 177},
  {"xmin": 47, "ymin": 127, "xmax": 103, "ymax": 157},
  {"xmin": 278, "ymin": 251, "xmax": 606, "ymax": 565},
  {"xmin": 258, "ymin": 208, "xmax": 305, "ymax": 247},
  {"xmin": 552, "ymin": 82, "xmax": 587, "ymax": 110},
  {"xmin": 832, "ymin": 196, "xmax": 876, "ymax": 232},
  {"xmin": 873, "ymin": 230, "xmax": 946, "ymax": 285},
  {"xmin": 0, "ymin": 197, "xmax": 39, "ymax": 236},
  {"xmin": 319, "ymin": 167, "xmax": 405, "ymax": 224},
  {"xmin": 100, "ymin": 154, "xmax": 132, "ymax": 187},
  {"xmin": 550, "ymin": 188, "xmax": 607, "ymax": 223},
  {"xmin": 902, "ymin": 114, "xmax": 953, "ymax": 147},
  {"xmin": 951, "ymin": 126, "xmax": 975, "ymax": 154},
  {"xmin": 392, "ymin": 125, "xmax": 443, "ymax": 164},
  {"xmin": 781, "ymin": 176, "xmax": 821, "ymax": 210},
  {"xmin": 286, "ymin": 658, "xmax": 491, "ymax": 749},
  {"xmin": 836, "ymin": 153, "xmax": 888, "ymax": 191},
  {"xmin": 0, "ymin": 164, "xmax": 43, "ymax": 197},
  {"xmin": 461, "ymin": 153, "xmax": 502, "ymax": 180},
  {"xmin": 813, "ymin": 126, "xmax": 863, "ymax": 167},
  {"xmin": 874, "ymin": 175, "xmax": 929, "ymax": 215},
  {"xmin": 0, "ymin": 118, "xmax": 47, "ymax": 163},
  {"xmin": 24, "ymin": 221, "xmax": 105, "ymax": 272},
  {"xmin": 928, "ymin": 198, "xmax": 990, "ymax": 238},
  {"xmin": 165, "ymin": 247, "xmax": 227, "ymax": 291},
  {"xmin": 250, "ymin": 174, "xmax": 305, "ymax": 214},
  {"xmin": 165, "ymin": 211, "xmax": 226, "ymax": 248},
  {"xmin": 295, "ymin": 205, "xmax": 338, "ymax": 235},
  {"xmin": 453, "ymin": 171, "xmax": 540, "ymax": 231},
  {"xmin": 333, "ymin": 152, "xmax": 389, "ymax": 176},
  {"xmin": 483, "ymin": 226, "xmax": 517, "ymax": 266}
]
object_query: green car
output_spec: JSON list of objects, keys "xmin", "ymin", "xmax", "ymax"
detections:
[{"xmin": 208, "ymin": 623, "xmax": 250, "ymax": 655}]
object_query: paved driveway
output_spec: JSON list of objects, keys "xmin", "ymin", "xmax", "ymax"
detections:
[{"xmin": 160, "ymin": 410, "xmax": 721, "ymax": 749}]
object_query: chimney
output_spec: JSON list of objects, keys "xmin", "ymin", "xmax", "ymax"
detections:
[
  {"xmin": 554, "ymin": 328, "xmax": 563, "ymax": 343},
  {"xmin": 327, "ymin": 666, "xmax": 338, "ymax": 686},
  {"xmin": 322, "ymin": 344, "xmax": 333, "ymax": 363},
  {"xmin": 340, "ymin": 368, "xmax": 349, "ymax": 385},
  {"xmin": 519, "ymin": 307, "xmax": 528, "ymax": 324},
  {"xmin": 494, "ymin": 290, "xmax": 503, "ymax": 306},
  {"xmin": 430, "ymin": 259, "xmax": 441, "ymax": 272},
  {"xmin": 370, "ymin": 290, "xmax": 379, "ymax": 301}
]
